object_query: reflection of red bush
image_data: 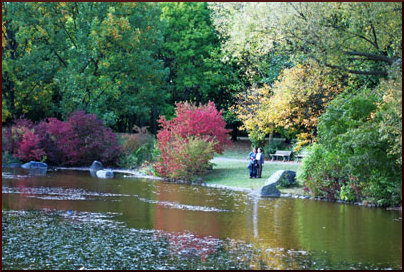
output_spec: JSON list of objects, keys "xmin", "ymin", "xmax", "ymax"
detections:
[{"xmin": 155, "ymin": 231, "xmax": 219, "ymax": 262}]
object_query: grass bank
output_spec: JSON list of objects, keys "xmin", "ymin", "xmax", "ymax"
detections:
[{"xmin": 204, "ymin": 158, "xmax": 302, "ymax": 192}]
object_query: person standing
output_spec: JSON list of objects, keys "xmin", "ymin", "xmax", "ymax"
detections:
[
  {"xmin": 248, "ymin": 147, "xmax": 257, "ymax": 178},
  {"xmin": 256, "ymin": 148, "xmax": 264, "ymax": 178}
]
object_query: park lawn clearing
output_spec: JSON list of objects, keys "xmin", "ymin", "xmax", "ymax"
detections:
[{"xmin": 204, "ymin": 158, "xmax": 301, "ymax": 191}]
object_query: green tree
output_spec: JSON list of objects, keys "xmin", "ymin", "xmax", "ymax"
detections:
[
  {"xmin": 299, "ymin": 70, "xmax": 402, "ymax": 206},
  {"xmin": 160, "ymin": 2, "xmax": 239, "ymax": 107},
  {"xmin": 2, "ymin": 2, "xmax": 170, "ymax": 133},
  {"xmin": 210, "ymin": 2, "xmax": 402, "ymax": 78}
]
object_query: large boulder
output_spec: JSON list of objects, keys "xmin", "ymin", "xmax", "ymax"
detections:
[
  {"xmin": 260, "ymin": 170, "xmax": 297, "ymax": 197},
  {"xmin": 90, "ymin": 161, "xmax": 104, "ymax": 176},
  {"xmin": 21, "ymin": 161, "xmax": 48, "ymax": 175},
  {"xmin": 277, "ymin": 170, "xmax": 296, "ymax": 188},
  {"xmin": 21, "ymin": 161, "xmax": 48, "ymax": 169},
  {"xmin": 261, "ymin": 182, "xmax": 281, "ymax": 198}
]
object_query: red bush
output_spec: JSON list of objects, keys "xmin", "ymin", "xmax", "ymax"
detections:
[
  {"xmin": 155, "ymin": 135, "xmax": 216, "ymax": 181},
  {"xmin": 2, "ymin": 118, "xmax": 34, "ymax": 155},
  {"xmin": 15, "ymin": 127, "xmax": 46, "ymax": 161},
  {"xmin": 44, "ymin": 111, "xmax": 120, "ymax": 165},
  {"xmin": 4, "ymin": 111, "xmax": 121, "ymax": 166},
  {"xmin": 157, "ymin": 101, "xmax": 230, "ymax": 154},
  {"xmin": 156, "ymin": 101, "xmax": 230, "ymax": 180}
]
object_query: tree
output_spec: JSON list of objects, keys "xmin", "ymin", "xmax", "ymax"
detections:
[
  {"xmin": 2, "ymin": 2, "xmax": 170, "ymax": 133},
  {"xmin": 232, "ymin": 61, "xmax": 346, "ymax": 148},
  {"xmin": 209, "ymin": 2, "xmax": 402, "ymax": 78},
  {"xmin": 160, "ymin": 2, "xmax": 239, "ymax": 108},
  {"xmin": 299, "ymin": 78, "xmax": 402, "ymax": 206}
]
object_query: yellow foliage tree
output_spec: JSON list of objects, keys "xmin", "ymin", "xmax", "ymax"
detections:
[{"xmin": 232, "ymin": 61, "xmax": 346, "ymax": 150}]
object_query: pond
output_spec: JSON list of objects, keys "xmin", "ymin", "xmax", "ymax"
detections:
[{"xmin": 2, "ymin": 169, "xmax": 402, "ymax": 270}]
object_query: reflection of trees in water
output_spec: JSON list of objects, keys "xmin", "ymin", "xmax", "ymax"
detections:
[{"xmin": 153, "ymin": 182, "xmax": 222, "ymax": 261}]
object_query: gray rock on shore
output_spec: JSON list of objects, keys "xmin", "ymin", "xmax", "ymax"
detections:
[
  {"xmin": 261, "ymin": 170, "xmax": 297, "ymax": 197},
  {"xmin": 90, "ymin": 161, "xmax": 104, "ymax": 176}
]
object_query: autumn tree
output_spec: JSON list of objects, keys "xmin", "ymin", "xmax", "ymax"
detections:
[{"xmin": 232, "ymin": 61, "xmax": 346, "ymax": 148}]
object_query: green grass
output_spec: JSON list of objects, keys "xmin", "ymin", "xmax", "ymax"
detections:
[{"xmin": 204, "ymin": 159, "xmax": 301, "ymax": 191}]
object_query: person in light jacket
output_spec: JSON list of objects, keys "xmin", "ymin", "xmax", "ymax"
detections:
[{"xmin": 256, "ymin": 148, "xmax": 264, "ymax": 178}]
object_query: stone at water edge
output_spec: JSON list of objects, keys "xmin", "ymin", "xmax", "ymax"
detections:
[
  {"xmin": 278, "ymin": 170, "xmax": 297, "ymax": 187},
  {"xmin": 260, "ymin": 170, "xmax": 297, "ymax": 197},
  {"xmin": 261, "ymin": 182, "xmax": 281, "ymax": 197},
  {"xmin": 21, "ymin": 161, "xmax": 48, "ymax": 169},
  {"xmin": 21, "ymin": 161, "xmax": 48, "ymax": 175},
  {"xmin": 96, "ymin": 169, "xmax": 114, "ymax": 178},
  {"xmin": 90, "ymin": 160, "xmax": 104, "ymax": 176}
]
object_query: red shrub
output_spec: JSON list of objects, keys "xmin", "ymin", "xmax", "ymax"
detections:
[
  {"xmin": 4, "ymin": 111, "xmax": 120, "ymax": 166},
  {"xmin": 155, "ymin": 135, "xmax": 216, "ymax": 181},
  {"xmin": 15, "ymin": 127, "xmax": 46, "ymax": 161},
  {"xmin": 41, "ymin": 111, "xmax": 121, "ymax": 165},
  {"xmin": 157, "ymin": 101, "xmax": 230, "ymax": 154},
  {"xmin": 69, "ymin": 111, "xmax": 121, "ymax": 165},
  {"xmin": 2, "ymin": 118, "xmax": 34, "ymax": 155},
  {"xmin": 156, "ymin": 101, "xmax": 230, "ymax": 180},
  {"xmin": 36, "ymin": 118, "xmax": 73, "ymax": 165}
]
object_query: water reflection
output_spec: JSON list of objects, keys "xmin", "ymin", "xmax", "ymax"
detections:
[{"xmin": 2, "ymin": 169, "xmax": 402, "ymax": 269}]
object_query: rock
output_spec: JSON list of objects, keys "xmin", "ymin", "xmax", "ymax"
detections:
[
  {"xmin": 96, "ymin": 169, "xmax": 114, "ymax": 178},
  {"xmin": 90, "ymin": 161, "xmax": 104, "ymax": 176},
  {"xmin": 261, "ymin": 183, "xmax": 281, "ymax": 198},
  {"xmin": 277, "ymin": 170, "xmax": 296, "ymax": 187},
  {"xmin": 90, "ymin": 160, "xmax": 104, "ymax": 170},
  {"xmin": 21, "ymin": 161, "xmax": 48, "ymax": 175},
  {"xmin": 260, "ymin": 170, "xmax": 297, "ymax": 198},
  {"xmin": 21, "ymin": 161, "xmax": 48, "ymax": 169}
]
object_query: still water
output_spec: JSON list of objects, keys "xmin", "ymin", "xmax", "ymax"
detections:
[{"xmin": 2, "ymin": 169, "xmax": 402, "ymax": 270}]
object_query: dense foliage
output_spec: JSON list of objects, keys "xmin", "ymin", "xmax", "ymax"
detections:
[
  {"xmin": 117, "ymin": 126, "xmax": 155, "ymax": 169},
  {"xmin": 1, "ymin": 2, "xmax": 402, "ymax": 205},
  {"xmin": 155, "ymin": 102, "xmax": 230, "ymax": 181},
  {"xmin": 3, "ymin": 111, "xmax": 120, "ymax": 166},
  {"xmin": 298, "ymin": 67, "xmax": 402, "ymax": 206},
  {"xmin": 232, "ymin": 61, "xmax": 346, "ymax": 148},
  {"xmin": 2, "ymin": 3, "xmax": 166, "ymax": 131}
]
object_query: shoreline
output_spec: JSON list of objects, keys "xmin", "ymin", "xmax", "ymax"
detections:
[
  {"xmin": 55, "ymin": 166, "xmax": 402, "ymax": 211},
  {"xmin": 4, "ymin": 165, "xmax": 401, "ymax": 211}
]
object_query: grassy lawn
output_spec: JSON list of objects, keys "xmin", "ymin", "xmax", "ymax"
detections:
[
  {"xmin": 204, "ymin": 159, "xmax": 302, "ymax": 191},
  {"xmin": 215, "ymin": 139, "xmax": 252, "ymax": 159}
]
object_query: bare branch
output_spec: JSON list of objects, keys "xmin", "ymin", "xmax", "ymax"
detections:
[{"xmin": 344, "ymin": 51, "xmax": 397, "ymax": 64}]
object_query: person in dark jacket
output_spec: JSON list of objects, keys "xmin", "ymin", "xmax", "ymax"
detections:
[
  {"xmin": 256, "ymin": 148, "xmax": 264, "ymax": 178},
  {"xmin": 248, "ymin": 147, "xmax": 258, "ymax": 178}
]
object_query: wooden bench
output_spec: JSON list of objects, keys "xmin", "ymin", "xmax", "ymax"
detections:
[
  {"xmin": 270, "ymin": 150, "xmax": 292, "ymax": 161},
  {"xmin": 295, "ymin": 150, "xmax": 308, "ymax": 162}
]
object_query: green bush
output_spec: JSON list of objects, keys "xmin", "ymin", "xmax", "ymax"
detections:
[
  {"xmin": 117, "ymin": 129, "xmax": 155, "ymax": 169},
  {"xmin": 263, "ymin": 140, "xmax": 287, "ymax": 159},
  {"xmin": 117, "ymin": 140, "xmax": 155, "ymax": 169},
  {"xmin": 299, "ymin": 82, "xmax": 401, "ymax": 206},
  {"xmin": 155, "ymin": 136, "xmax": 216, "ymax": 182},
  {"xmin": 340, "ymin": 184, "xmax": 357, "ymax": 202},
  {"xmin": 2, "ymin": 151, "xmax": 21, "ymax": 165}
]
